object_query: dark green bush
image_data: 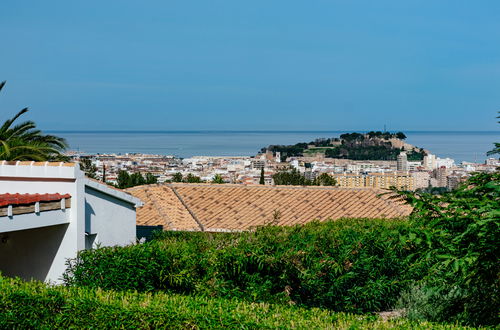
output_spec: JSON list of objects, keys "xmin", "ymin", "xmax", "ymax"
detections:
[
  {"xmin": 0, "ymin": 275, "xmax": 462, "ymax": 329},
  {"xmin": 64, "ymin": 218, "xmax": 419, "ymax": 314},
  {"xmin": 62, "ymin": 172, "xmax": 499, "ymax": 326},
  {"xmin": 396, "ymin": 171, "xmax": 500, "ymax": 326}
]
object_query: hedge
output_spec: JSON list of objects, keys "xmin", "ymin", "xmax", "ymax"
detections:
[
  {"xmin": 64, "ymin": 218, "xmax": 422, "ymax": 313},
  {"xmin": 0, "ymin": 276, "xmax": 464, "ymax": 329}
]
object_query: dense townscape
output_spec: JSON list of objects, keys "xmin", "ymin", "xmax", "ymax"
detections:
[{"xmin": 71, "ymin": 133, "xmax": 499, "ymax": 192}]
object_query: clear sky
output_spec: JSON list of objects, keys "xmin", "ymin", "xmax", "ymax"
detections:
[{"xmin": 1, "ymin": 1, "xmax": 499, "ymax": 131}]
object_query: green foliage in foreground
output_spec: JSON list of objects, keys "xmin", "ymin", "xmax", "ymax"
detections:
[
  {"xmin": 64, "ymin": 219, "xmax": 418, "ymax": 314},
  {"xmin": 395, "ymin": 171, "xmax": 500, "ymax": 326},
  {"xmin": 63, "ymin": 171, "xmax": 499, "ymax": 327},
  {"xmin": 0, "ymin": 276, "xmax": 465, "ymax": 329}
]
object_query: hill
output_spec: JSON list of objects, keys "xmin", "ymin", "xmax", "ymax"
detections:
[{"xmin": 261, "ymin": 131, "xmax": 426, "ymax": 161}]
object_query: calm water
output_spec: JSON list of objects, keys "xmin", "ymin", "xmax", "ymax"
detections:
[{"xmin": 50, "ymin": 131, "xmax": 500, "ymax": 163}]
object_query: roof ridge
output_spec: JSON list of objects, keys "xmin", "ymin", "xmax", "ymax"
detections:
[
  {"xmin": 169, "ymin": 186, "xmax": 205, "ymax": 231},
  {"xmin": 145, "ymin": 187, "xmax": 178, "ymax": 231},
  {"xmin": 169, "ymin": 183, "xmax": 380, "ymax": 191}
]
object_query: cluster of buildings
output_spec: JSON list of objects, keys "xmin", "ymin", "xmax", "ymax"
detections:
[
  {"xmin": 1, "ymin": 148, "xmax": 497, "ymax": 283},
  {"xmin": 74, "ymin": 151, "xmax": 499, "ymax": 192},
  {"xmin": 0, "ymin": 160, "xmax": 413, "ymax": 284}
]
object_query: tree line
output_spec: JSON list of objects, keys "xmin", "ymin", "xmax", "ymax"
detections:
[{"xmin": 272, "ymin": 167, "xmax": 336, "ymax": 186}]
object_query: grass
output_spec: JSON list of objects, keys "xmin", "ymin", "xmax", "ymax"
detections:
[{"xmin": 0, "ymin": 276, "xmax": 468, "ymax": 329}]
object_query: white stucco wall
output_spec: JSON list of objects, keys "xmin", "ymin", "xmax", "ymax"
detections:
[
  {"xmin": 0, "ymin": 224, "xmax": 69, "ymax": 282},
  {"xmin": 84, "ymin": 186, "xmax": 136, "ymax": 247},
  {"xmin": 0, "ymin": 164, "xmax": 84, "ymax": 283},
  {"xmin": 0, "ymin": 163, "xmax": 140, "ymax": 283}
]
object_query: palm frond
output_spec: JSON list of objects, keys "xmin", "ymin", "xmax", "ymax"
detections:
[{"xmin": 0, "ymin": 108, "xmax": 29, "ymax": 132}]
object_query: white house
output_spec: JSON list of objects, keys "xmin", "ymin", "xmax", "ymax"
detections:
[{"xmin": 0, "ymin": 161, "xmax": 142, "ymax": 283}]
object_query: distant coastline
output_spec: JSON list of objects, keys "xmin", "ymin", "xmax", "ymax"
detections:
[{"xmin": 52, "ymin": 130, "xmax": 499, "ymax": 163}]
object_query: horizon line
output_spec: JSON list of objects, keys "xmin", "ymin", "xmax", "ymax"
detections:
[{"xmin": 47, "ymin": 129, "xmax": 500, "ymax": 134}]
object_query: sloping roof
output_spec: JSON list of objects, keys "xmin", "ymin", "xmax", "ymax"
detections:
[
  {"xmin": 0, "ymin": 193, "xmax": 71, "ymax": 207},
  {"xmin": 125, "ymin": 185, "xmax": 200, "ymax": 230},
  {"xmin": 127, "ymin": 184, "xmax": 413, "ymax": 232}
]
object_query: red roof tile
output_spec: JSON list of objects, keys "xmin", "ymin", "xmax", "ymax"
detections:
[{"xmin": 0, "ymin": 193, "xmax": 71, "ymax": 207}]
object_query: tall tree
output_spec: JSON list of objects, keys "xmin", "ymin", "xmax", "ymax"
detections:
[
  {"xmin": 184, "ymin": 173, "xmax": 202, "ymax": 183},
  {"xmin": 172, "ymin": 172, "xmax": 183, "ymax": 182},
  {"xmin": 272, "ymin": 167, "xmax": 311, "ymax": 186},
  {"xmin": 130, "ymin": 172, "xmax": 146, "ymax": 186},
  {"xmin": 0, "ymin": 81, "xmax": 68, "ymax": 161},
  {"xmin": 116, "ymin": 170, "xmax": 131, "ymax": 189},
  {"xmin": 145, "ymin": 173, "xmax": 158, "ymax": 184},
  {"xmin": 259, "ymin": 168, "xmax": 265, "ymax": 185}
]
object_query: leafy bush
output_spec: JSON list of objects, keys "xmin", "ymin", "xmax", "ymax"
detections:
[
  {"xmin": 0, "ymin": 275, "xmax": 463, "ymax": 329},
  {"xmin": 64, "ymin": 219, "xmax": 419, "ymax": 314},
  {"xmin": 62, "ymin": 172, "xmax": 499, "ymax": 326},
  {"xmin": 396, "ymin": 171, "xmax": 500, "ymax": 326}
]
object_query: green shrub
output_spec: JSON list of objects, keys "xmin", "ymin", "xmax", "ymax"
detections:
[
  {"xmin": 64, "ymin": 219, "xmax": 419, "ymax": 314},
  {"xmin": 396, "ymin": 283, "xmax": 467, "ymax": 324},
  {"xmin": 396, "ymin": 171, "xmax": 500, "ymax": 326},
  {"xmin": 0, "ymin": 276, "xmax": 465, "ymax": 329}
]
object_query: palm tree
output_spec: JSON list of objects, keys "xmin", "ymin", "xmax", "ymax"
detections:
[{"xmin": 0, "ymin": 81, "xmax": 68, "ymax": 161}]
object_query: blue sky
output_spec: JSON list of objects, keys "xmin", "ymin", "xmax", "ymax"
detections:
[{"xmin": 1, "ymin": 1, "xmax": 499, "ymax": 131}]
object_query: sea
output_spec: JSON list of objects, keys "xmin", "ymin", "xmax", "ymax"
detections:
[{"xmin": 49, "ymin": 131, "xmax": 500, "ymax": 164}]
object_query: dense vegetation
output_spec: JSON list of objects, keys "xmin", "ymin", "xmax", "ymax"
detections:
[
  {"xmin": 262, "ymin": 131, "xmax": 425, "ymax": 161},
  {"xmin": 116, "ymin": 170, "xmax": 157, "ymax": 188},
  {"xmin": 394, "ymin": 171, "xmax": 499, "ymax": 326},
  {"xmin": 325, "ymin": 145, "xmax": 424, "ymax": 161},
  {"xmin": 342, "ymin": 131, "xmax": 406, "ymax": 141},
  {"xmin": 272, "ymin": 167, "xmax": 336, "ymax": 186},
  {"xmin": 172, "ymin": 172, "xmax": 203, "ymax": 183},
  {"xmin": 0, "ymin": 276, "xmax": 459, "ymax": 329},
  {"xmin": 63, "ymin": 171, "xmax": 499, "ymax": 327},
  {"xmin": 64, "ymin": 219, "xmax": 418, "ymax": 314},
  {"xmin": 0, "ymin": 81, "xmax": 68, "ymax": 161}
]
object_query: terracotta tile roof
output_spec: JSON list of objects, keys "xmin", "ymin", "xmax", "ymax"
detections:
[
  {"xmin": 126, "ymin": 185, "xmax": 200, "ymax": 231},
  {"xmin": 0, "ymin": 193, "xmax": 71, "ymax": 207},
  {"xmin": 127, "ymin": 184, "xmax": 413, "ymax": 232}
]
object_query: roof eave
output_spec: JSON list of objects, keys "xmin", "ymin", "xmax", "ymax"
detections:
[{"xmin": 83, "ymin": 178, "xmax": 143, "ymax": 207}]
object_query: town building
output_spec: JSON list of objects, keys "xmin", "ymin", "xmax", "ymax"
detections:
[
  {"xmin": 433, "ymin": 166, "xmax": 448, "ymax": 187},
  {"xmin": 333, "ymin": 172, "xmax": 415, "ymax": 190},
  {"xmin": 397, "ymin": 152, "xmax": 408, "ymax": 171},
  {"xmin": 0, "ymin": 161, "xmax": 141, "ymax": 283},
  {"xmin": 412, "ymin": 171, "xmax": 431, "ymax": 190}
]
